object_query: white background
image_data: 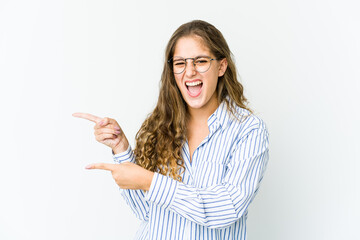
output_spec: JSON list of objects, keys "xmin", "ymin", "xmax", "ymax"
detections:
[{"xmin": 1, "ymin": 0, "xmax": 359, "ymax": 239}]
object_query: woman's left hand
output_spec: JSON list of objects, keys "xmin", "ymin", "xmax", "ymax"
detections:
[{"xmin": 85, "ymin": 162, "xmax": 154, "ymax": 191}]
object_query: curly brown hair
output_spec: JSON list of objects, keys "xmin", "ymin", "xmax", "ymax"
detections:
[{"xmin": 134, "ymin": 20, "xmax": 250, "ymax": 181}]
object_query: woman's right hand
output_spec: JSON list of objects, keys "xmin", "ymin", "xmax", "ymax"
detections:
[{"xmin": 72, "ymin": 112, "xmax": 129, "ymax": 154}]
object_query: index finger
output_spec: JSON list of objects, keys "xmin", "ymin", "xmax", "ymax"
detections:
[
  {"xmin": 72, "ymin": 112, "xmax": 102, "ymax": 123},
  {"xmin": 85, "ymin": 163, "xmax": 116, "ymax": 171}
]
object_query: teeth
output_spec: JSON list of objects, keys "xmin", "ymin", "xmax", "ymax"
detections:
[{"xmin": 185, "ymin": 81, "xmax": 202, "ymax": 87}]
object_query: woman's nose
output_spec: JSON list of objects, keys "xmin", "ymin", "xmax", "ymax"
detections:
[{"xmin": 184, "ymin": 60, "xmax": 196, "ymax": 76}]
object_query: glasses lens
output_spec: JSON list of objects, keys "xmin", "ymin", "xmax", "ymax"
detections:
[
  {"xmin": 195, "ymin": 57, "xmax": 211, "ymax": 73},
  {"xmin": 173, "ymin": 59, "xmax": 186, "ymax": 74},
  {"xmin": 171, "ymin": 57, "xmax": 213, "ymax": 74}
]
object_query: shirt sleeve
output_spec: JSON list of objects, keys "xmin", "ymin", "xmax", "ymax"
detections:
[
  {"xmin": 145, "ymin": 125, "xmax": 269, "ymax": 229},
  {"xmin": 113, "ymin": 145, "xmax": 150, "ymax": 221}
]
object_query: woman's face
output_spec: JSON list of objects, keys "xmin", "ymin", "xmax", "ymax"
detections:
[{"xmin": 173, "ymin": 36, "xmax": 227, "ymax": 114}]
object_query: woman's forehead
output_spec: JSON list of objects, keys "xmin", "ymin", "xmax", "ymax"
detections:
[{"xmin": 173, "ymin": 35, "xmax": 211, "ymax": 57}]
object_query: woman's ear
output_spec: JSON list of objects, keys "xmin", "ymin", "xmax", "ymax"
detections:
[{"xmin": 218, "ymin": 58, "xmax": 228, "ymax": 77}]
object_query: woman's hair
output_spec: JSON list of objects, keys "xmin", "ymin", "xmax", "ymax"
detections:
[{"xmin": 134, "ymin": 20, "xmax": 250, "ymax": 181}]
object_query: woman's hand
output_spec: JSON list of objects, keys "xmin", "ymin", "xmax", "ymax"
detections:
[
  {"xmin": 85, "ymin": 162, "xmax": 154, "ymax": 191},
  {"xmin": 72, "ymin": 112, "xmax": 129, "ymax": 154}
]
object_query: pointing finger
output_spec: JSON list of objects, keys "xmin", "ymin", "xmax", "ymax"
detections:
[
  {"xmin": 85, "ymin": 163, "xmax": 116, "ymax": 171},
  {"xmin": 72, "ymin": 112, "xmax": 102, "ymax": 123}
]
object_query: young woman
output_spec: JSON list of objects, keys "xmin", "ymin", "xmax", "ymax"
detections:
[{"xmin": 73, "ymin": 20, "xmax": 269, "ymax": 240}]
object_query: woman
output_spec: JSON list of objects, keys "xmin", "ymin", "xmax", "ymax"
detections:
[{"xmin": 73, "ymin": 20, "xmax": 269, "ymax": 240}]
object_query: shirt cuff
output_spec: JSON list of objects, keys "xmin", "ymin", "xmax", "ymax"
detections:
[
  {"xmin": 112, "ymin": 145, "xmax": 135, "ymax": 163},
  {"xmin": 145, "ymin": 173, "xmax": 178, "ymax": 210}
]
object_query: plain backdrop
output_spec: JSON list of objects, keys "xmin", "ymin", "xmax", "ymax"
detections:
[{"xmin": 1, "ymin": 0, "xmax": 359, "ymax": 239}]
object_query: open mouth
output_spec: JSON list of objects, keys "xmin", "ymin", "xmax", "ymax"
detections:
[{"xmin": 185, "ymin": 80, "xmax": 203, "ymax": 97}]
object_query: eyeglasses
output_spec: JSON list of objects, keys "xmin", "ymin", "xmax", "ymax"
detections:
[{"xmin": 168, "ymin": 56, "xmax": 217, "ymax": 74}]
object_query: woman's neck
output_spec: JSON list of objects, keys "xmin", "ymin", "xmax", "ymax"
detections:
[{"xmin": 187, "ymin": 96, "xmax": 219, "ymax": 124}]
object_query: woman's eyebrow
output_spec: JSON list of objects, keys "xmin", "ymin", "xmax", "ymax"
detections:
[
  {"xmin": 173, "ymin": 55, "xmax": 211, "ymax": 59},
  {"xmin": 195, "ymin": 55, "xmax": 211, "ymax": 58}
]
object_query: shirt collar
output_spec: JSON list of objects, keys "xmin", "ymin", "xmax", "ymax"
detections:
[{"xmin": 207, "ymin": 98, "xmax": 232, "ymax": 132}]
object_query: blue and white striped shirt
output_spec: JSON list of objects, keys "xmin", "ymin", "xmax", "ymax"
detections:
[{"xmin": 113, "ymin": 99, "xmax": 269, "ymax": 240}]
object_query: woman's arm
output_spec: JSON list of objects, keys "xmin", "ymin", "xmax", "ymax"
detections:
[
  {"xmin": 145, "ymin": 126, "xmax": 269, "ymax": 229},
  {"xmin": 112, "ymin": 146, "xmax": 151, "ymax": 221},
  {"xmin": 72, "ymin": 112, "xmax": 151, "ymax": 221}
]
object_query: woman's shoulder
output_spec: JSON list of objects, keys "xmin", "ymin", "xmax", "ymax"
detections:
[{"xmin": 229, "ymin": 104, "xmax": 268, "ymax": 136}]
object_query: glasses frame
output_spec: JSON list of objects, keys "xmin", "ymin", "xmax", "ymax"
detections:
[{"xmin": 168, "ymin": 56, "xmax": 217, "ymax": 74}]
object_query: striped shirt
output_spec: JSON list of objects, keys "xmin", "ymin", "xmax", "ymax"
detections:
[{"xmin": 113, "ymin": 99, "xmax": 269, "ymax": 240}]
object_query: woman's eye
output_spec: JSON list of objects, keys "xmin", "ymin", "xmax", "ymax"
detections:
[
  {"xmin": 174, "ymin": 62, "xmax": 185, "ymax": 66},
  {"xmin": 196, "ymin": 59, "xmax": 209, "ymax": 64}
]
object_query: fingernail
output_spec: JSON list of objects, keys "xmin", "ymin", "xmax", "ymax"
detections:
[
  {"xmin": 115, "ymin": 130, "xmax": 121, "ymax": 134},
  {"xmin": 85, "ymin": 164, "xmax": 92, "ymax": 169},
  {"xmin": 99, "ymin": 121, "xmax": 104, "ymax": 126},
  {"xmin": 114, "ymin": 126, "xmax": 120, "ymax": 130}
]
